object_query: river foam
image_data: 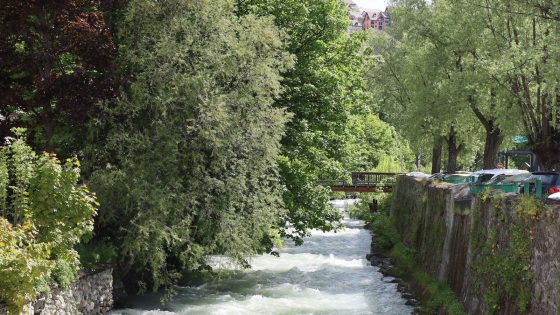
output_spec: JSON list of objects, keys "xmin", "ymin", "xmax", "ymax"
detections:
[{"xmin": 110, "ymin": 199, "xmax": 412, "ymax": 315}]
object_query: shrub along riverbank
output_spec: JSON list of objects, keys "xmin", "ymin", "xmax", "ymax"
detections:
[{"xmin": 0, "ymin": 133, "xmax": 98, "ymax": 313}]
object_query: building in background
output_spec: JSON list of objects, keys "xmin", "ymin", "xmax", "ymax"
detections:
[{"xmin": 346, "ymin": 0, "xmax": 391, "ymax": 33}]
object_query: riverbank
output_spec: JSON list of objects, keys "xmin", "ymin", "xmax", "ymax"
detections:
[
  {"xmin": 0, "ymin": 268, "xmax": 113, "ymax": 315},
  {"xmin": 389, "ymin": 176, "xmax": 560, "ymax": 314},
  {"xmin": 350, "ymin": 193, "xmax": 466, "ymax": 315}
]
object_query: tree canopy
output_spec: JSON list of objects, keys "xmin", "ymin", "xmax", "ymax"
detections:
[
  {"xmin": 0, "ymin": 0, "xmax": 116, "ymax": 155},
  {"xmin": 369, "ymin": 0, "xmax": 560, "ymax": 171},
  {"xmin": 86, "ymin": 0, "xmax": 294, "ymax": 291}
]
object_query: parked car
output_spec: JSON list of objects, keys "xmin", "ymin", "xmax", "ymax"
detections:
[
  {"xmin": 408, "ymin": 171, "xmax": 430, "ymax": 178},
  {"xmin": 443, "ymin": 172, "xmax": 473, "ymax": 184},
  {"xmin": 473, "ymin": 169, "xmax": 530, "ymax": 185},
  {"xmin": 483, "ymin": 173, "xmax": 532, "ymax": 193},
  {"xmin": 521, "ymin": 172, "xmax": 560, "ymax": 195},
  {"xmin": 484, "ymin": 173, "xmax": 532, "ymax": 185}
]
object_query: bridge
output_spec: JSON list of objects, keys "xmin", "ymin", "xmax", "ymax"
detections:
[{"xmin": 320, "ymin": 172, "xmax": 404, "ymax": 193}]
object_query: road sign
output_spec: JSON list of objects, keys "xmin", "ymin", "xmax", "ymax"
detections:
[{"xmin": 512, "ymin": 136, "xmax": 529, "ymax": 144}]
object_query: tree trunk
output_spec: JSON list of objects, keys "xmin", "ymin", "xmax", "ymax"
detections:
[
  {"xmin": 445, "ymin": 126, "xmax": 464, "ymax": 173},
  {"xmin": 431, "ymin": 137, "xmax": 443, "ymax": 174},
  {"xmin": 467, "ymin": 95, "xmax": 504, "ymax": 170},
  {"xmin": 447, "ymin": 146, "xmax": 459, "ymax": 173},
  {"xmin": 533, "ymin": 140, "xmax": 560, "ymax": 171},
  {"xmin": 482, "ymin": 125, "xmax": 503, "ymax": 169},
  {"xmin": 43, "ymin": 110, "xmax": 55, "ymax": 153}
]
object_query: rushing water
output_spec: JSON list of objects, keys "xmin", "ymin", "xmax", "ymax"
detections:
[{"xmin": 110, "ymin": 199, "xmax": 412, "ymax": 315}]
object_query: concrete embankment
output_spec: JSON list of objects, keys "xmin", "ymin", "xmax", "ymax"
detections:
[{"xmin": 391, "ymin": 176, "xmax": 560, "ymax": 314}]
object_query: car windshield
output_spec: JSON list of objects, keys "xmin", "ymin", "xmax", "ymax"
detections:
[
  {"xmin": 526, "ymin": 174, "xmax": 558, "ymax": 185},
  {"xmin": 484, "ymin": 174, "xmax": 508, "ymax": 185},
  {"xmin": 500, "ymin": 173, "xmax": 532, "ymax": 184},
  {"xmin": 477, "ymin": 174, "xmax": 495, "ymax": 184},
  {"xmin": 429, "ymin": 173, "xmax": 446, "ymax": 179}
]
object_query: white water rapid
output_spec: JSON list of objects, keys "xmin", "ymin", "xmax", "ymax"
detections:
[{"xmin": 110, "ymin": 199, "xmax": 413, "ymax": 315}]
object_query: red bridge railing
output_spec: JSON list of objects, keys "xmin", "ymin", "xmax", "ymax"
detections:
[{"xmin": 319, "ymin": 172, "xmax": 405, "ymax": 192}]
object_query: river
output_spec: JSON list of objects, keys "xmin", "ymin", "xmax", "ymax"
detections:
[{"xmin": 110, "ymin": 199, "xmax": 412, "ymax": 315}]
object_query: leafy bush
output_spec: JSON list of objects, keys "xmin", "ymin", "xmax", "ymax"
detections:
[
  {"xmin": 0, "ymin": 219, "xmax": 52, "ymax": 313},
  {"xmin": 370, "ymin": 212, "xmax": 400, "ymax": 251},
  {"xmin": 77, "ymin": 240, "xmax": 118, "ymax": 269},
  {"xmin": 0, "ymin": 132, "xmax": 97, "ymax": 313},
  {"xmin": 348, "ymin": 193, "xmax": 399, "ymax": 251}
]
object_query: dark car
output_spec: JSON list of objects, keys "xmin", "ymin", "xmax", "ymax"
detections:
[{"xmin": 522, "ymin": 172, "xmax": 560, "ymax": 195}]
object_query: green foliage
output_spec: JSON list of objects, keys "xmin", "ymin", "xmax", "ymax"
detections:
[
  {"xmin": 413, "ymin": 271, "xmax": 467, "ymax": 315},
  {"xmin": 344, "ymin": 113, "xmax": 414, "ymax": 172},
  {"xmin": 52, "ymin": 259, "xmax": 77, "ymax": 289},
  {"xmin": 0, "ymin": 135, "xmax": 97, "ymax": 313},
  {"xmin": 373, "ymin": 155, "xmax": 405, "ymax": 173},
  {"xmin": 516, "ymin": 195, "xmax": 543, "ymax": 219},
  {"xmin": 76, "ymin": 240, "xmax": 118, "ymax": 270},
  {"xmin": 350, "ymin": 193, "xmax": 400, "ymax": 251},
  {"xmin": 369, "ymin": 0, "xmax": 530, "ymax": 170},
  {"xmin": 0, "ymin": 219, "xmax": 52, "ymax": 314},
  {"xmin": 374, "ymin": 213, "xmax": 406, "ymax": 253},
  {"xmin": 240, "ymin": 0, "xmax": 381, "ymax": 242},
  {"xmin": 470, "ymin": 197, "xmax": 533, "ymax": 313},
  {"xmin": 87, "ymin": 0, "xmax": 294, "ymax": 291},
  {"xmin": 378, "ymin": 0, "xmax": 560, "ymax": 169},
  {"xmin": 388, "ymin": 243, "xmax": 415, "ymax": 276},
  {"xmin": 367, "ymin": 197, "xmax": 467, "ymax": 314}
]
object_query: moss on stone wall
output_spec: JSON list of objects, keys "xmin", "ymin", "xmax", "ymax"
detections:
[
  {"xmin": 470, "ymin": 195, "xmax": 545, "ymax": 314},
  {"xmin": 372, "ymin": 219, "xmax": 467, "ymax": 315},
  {"xmin": 389, "ymin": 176, "xmax": 558, "ymax": 315},
  {"xmin": 470, "ymin": 196, "xmax": 533, "ymax": 314},
  {"xmin": 371, "ymin": 179, "xmax": 467, "ymax": 314}
]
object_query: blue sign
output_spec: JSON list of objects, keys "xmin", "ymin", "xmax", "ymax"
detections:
[{"xmin": 512, "ymin": 136, "xmax": 529, "ymax": 144}]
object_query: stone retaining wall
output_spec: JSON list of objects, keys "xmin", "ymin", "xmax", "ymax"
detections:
[
  {"xmin": 391, "ymin": 176, "xmax": 560, "ymax": 314},
  {"xmin": 0, "ymin": 268, "xmax": 113, "ymax": 315}
]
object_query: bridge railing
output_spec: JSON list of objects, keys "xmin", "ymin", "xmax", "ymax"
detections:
[
  {"xmin": 318, "ymin": 172, "xmax": 405, "ymax": 188},
  {"xmin": 350, "ymin": 172, "xmax": 404, "ymax": 186}
]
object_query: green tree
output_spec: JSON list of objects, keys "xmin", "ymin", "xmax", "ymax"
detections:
[
  {"xmin": 240, "ymin": 0, "xmax": 372, "ymax": 241},
  {"xmin": 87, "ymin": 0, "xmax": 293, "ymax": 291},
  {"xmin": 344, "ymin": 112, "xmax": 413, "ymax": 172},
  {"xmin": 473, "ymin": 0, "xmax": 560, "ymax": 169},
  {"xmin": 370, "ymin": 0, "xmax": 525, "ymax": 172}
]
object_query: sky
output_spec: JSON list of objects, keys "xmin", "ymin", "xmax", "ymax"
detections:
[{"xmin": 352, "ymin": 0, "xmax": 387, "ymax": 10}]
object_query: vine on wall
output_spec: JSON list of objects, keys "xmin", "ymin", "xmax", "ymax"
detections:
[{"xmin": 470, "ymin": 194, "xmax": 536, "ymax": 314}]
